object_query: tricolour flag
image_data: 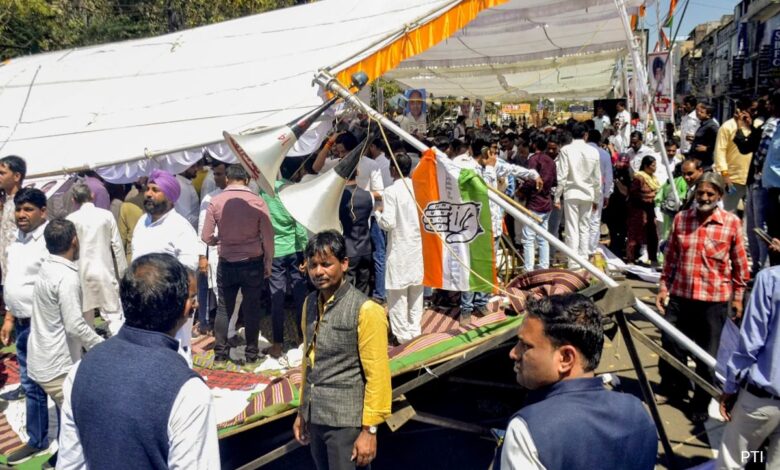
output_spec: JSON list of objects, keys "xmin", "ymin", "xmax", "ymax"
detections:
[
  {"xmin": 663, "ymin": 0, "xmax": 677, "ymax": 28},
  {"xmin": 411, "ymin": 149, "xmax": 496, "ymax": 293}
]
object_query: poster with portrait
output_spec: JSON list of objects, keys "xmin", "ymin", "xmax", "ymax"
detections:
[
  {"xmin": 648, "ymin": 51, "xmax": 673, "ymax": 120},
  {"xmin": 472, "ymin": 99, "xmax": 484, "ymax": 127},
  {"xmin": 400, "ymin": 88, "xmax": 427, "ymax": 135}
]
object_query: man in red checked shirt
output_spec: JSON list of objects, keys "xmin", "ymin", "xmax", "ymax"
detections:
[{"xmin": 655, "ymin": 171, "xmax": 749, "ymax": 423}]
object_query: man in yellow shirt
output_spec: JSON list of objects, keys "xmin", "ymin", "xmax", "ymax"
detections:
[
  {"xmin": 714, "ymin": 96, "xmax": 757, "ymax": 213},
  {"xmin": 294, "ymin": 230, "xmax": 391, "ymax": 469}
]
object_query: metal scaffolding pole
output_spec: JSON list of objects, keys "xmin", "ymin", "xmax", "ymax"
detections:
[
  {"xmin": 614, "ymin": 0, "xmax": 680, "ymax": 208},
  {"xmin": 314, "ymin": 69, "xmax": 717, "ymax": 371}
]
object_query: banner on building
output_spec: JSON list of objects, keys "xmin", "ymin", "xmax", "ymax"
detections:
[
  {"xmin": 772, "ymin": 29, "xmax": 780, "ymax": 67},
  {"xmin": 648, "ymin": 51, "xmax": 673, "ymax": 120},
  {"xmin": 501, "ymin": 103, "xmax": 531, "ymax": 114}
]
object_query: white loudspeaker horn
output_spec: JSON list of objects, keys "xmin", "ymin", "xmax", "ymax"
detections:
[
  {"xmin": 223, "ymin": 96, "xmax": 337, "ymax": 196},
  {"xmin": 278, "ymin": 134, "xmax": 369, "ymax": 234},
  {"xmin": 222, "ymin": 71, "xmax": 371, "ymax": 197}
]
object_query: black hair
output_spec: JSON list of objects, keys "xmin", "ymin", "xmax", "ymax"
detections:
[
  {"xmin": 434, "ymin": 135, "xmax": 451, "ymax": 150},
  {"xmin": 652, "ymin": 56, "xmax": 665, "ymax": 74},
  {"xmin": 450, "ymin": 138, "xmax": 465, "ymax": 152},
  {"xmin": 630, "ymin": 130, "xmax": 643, "ymax": 142},
  {"xmin": 305, "ymin": 230, "xmax": 347, "ymax": 262},
  {"xmin": 14, "ymin": 187, "xmax": 46, "ymax": 209},
  {"xmin": 394, "ymin": 153, "xmax": 413, "ymax": 177},
  {"xmin": 587, "ymin": 129, "xmax": 602, "ymax": 144},
  {"xmin": 532, "ymin": 135, "xmax": 548, "ymax": 152},
  {"xmin": 665, "ymin": 137, "xmax": 680, "ymax": 148},
  {"xmin": 771, "ymin": 90, "xmax": 780, "ymax": 113},
  {"xmin": 71, "ymin": 183, "xmax": 93, "ymax": 204},
  {"xmin": 699, "ymin": 102, "xmax": 715, "ymax": 116},
  {"xmin": 558, "ymin": 130, "xmax": 573, "ymax": 146},
  {"xmin": 471, "ymin": 138, "xmax": 487, "ymax": 157},
  {"xmin": 335, "ymin": 132, "xmax": 359, "ymax": 151},
  {"xmin": 526, "ymin": 293, "xmax": 604, "ymax": 371},
  {"xmin": 0, "ymin": 155, "xmax": 27, "ymax": 180},
  {"xmin": 617, "ymin": 100, "xmax": 626, "ymax": 108},
  {"xmin": 736, "ymin": 95, "xmax": 755, "ymax": 112},
  {"xmin": 44, "ymin": 218, "xmax": 77, "ymax": 255},
  {"xmin": 640, "ymin": 155, "xmax": 656, "ymax": 171},
  {"xmin": 371, "ymin": 138, "xmax": 387, "ymax": 154},
  {"xmin": 547, "ymin": 133, "xmax": 560, "ymax": 146},
  {"xmin": 682, "ymin": 157, "xmax": 702, "ymax": 170},
  {"xmin": 121, "ymin": 253, "xmax": 189, "ymax": 334},
  {"xmin": 212, "ymin": 160, "xmax": 228, "ymax": 170},
  {"xmin": 226, "ymin": 164, "xmax": 249, "ymax": 181},
  {"xmin": 683, "ymin": 95, "xmax": 698, "ymax": 107},
  {"xmin": 456, "ymin": 115, "xmax": 466, "ymax": 125}
]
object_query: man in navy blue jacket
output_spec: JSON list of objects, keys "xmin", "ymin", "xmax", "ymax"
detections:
[{"xmin": 495, "ymin": 293, "xmax": 657, "ymax": 469}]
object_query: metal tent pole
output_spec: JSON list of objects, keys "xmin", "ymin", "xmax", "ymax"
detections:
[
  {"xmin": 614, "ymin": 0, "xmax": 680, "ymax": 207},
  {"xmin": 314, "ymin": 69, "xmax": 716, "ymax": 371}
]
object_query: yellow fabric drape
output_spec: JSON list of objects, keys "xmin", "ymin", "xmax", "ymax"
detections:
[{"xmin": 335, "ymin": 0, "xmax": 508, "ymax": 88}]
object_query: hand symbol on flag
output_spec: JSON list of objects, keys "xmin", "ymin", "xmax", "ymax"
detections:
[{"xmin": 422, "ymin": 201, "xmax": 484, "ymax": 244}]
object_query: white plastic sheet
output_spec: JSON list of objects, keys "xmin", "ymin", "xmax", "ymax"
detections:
[
  {"xmin": 0, "ymin": 0, "xmax": 462, "ymax": 180},
  {"xmin": 387, "ymin": 0, "xmax": 645, "ymax": 100}
]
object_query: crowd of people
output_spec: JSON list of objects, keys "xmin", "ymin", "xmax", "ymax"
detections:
[{"xmin": 0, "ymin": 87, "xmax": 778, "ymax": 469}]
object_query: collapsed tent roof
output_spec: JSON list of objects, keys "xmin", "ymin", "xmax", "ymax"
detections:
[
  {"xmin": 387, "ymin": 0, "xmax": 643, "ymax": 101},
  {"xmin": 0, "ymin": 0, "xmax": 506, "ymax": 179},
  {"xmin": 0, "ymin": 0, "xmax": 637, "ymax": 180}
]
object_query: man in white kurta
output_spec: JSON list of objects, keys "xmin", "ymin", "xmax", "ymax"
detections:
[
  {"xmin": 614, "ymin": 101, "xmax": 631, "ymax": 153},
  {"xmin": 67, "ymin": 184, "xmax": 127, "ymax": 335},
  {"xmin": 374, "ymin": 154, "xmax": 424, "ymax": 344},
  {"xmin": 175, "ymin": 165, "xmax": 200, "ymax": 230},
  {"xmin": 131, "ymin": 170, "xmax": 203, "ymax": 365}
]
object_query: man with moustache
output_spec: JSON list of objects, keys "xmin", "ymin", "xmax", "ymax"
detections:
[
  {"xmin": 0, "ymin": 188, "xmax": 53, "ymax": 464},
  {"xmin": 495, "ymin": 294, "xmax": 656, "ymax": 470},
  {"xmin": 656, "ymin": 172, "xmax": 750, "ymax": 422},
  {"xmin": 294, "ymin": 231, "xmax": 391, "ymax": 470},
  {"xmin": 130, "ymin": 170, "xmax": 203, "ymax": 365}
]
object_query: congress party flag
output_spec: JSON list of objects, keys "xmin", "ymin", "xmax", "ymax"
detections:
[{"xmin": 412, "ymin": 149, "xmax": 496, "ymax": 293}]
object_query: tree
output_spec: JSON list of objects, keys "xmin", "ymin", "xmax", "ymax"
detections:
[{"xmin": 0, "ymin": 0, "xmax": 298, "ymax": 61}]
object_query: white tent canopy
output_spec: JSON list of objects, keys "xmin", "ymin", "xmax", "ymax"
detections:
[
  {"xmin": 387, "ymin": 0, "xmax": 643, "ymax": 101},
  {"xmin": 0, "ymin": 0, "xmax": 637, "ymax": 181},
  {"xmin": 0, "ymin": 0, "xmax": 484, "ymax": 181}
]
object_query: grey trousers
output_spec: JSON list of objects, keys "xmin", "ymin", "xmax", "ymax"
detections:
[
  {"xmin": 718, "ymin": 388, "xmax": 780, "ymax": 469},
  {"xmin": 309, "ymin": 423, "xmax": 368, "ymax": 470}
]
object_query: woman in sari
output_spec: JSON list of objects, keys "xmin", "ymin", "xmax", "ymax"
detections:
[{"xmin": 626, "ymin": 155, "xmax": 660, "ymax": 266}]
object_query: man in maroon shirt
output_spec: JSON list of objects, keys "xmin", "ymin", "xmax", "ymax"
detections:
[
  {"xmin": 519, "ymin": 135, "xmax": 557, "ymax": 271},
  {"xmin": 201, "ymin": 165, "xmax": 274, "ymax": 366}
]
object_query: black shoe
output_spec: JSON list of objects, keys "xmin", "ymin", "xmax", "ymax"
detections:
[
  {"xmin": 689, "ymin": 411, "xmax": 709, "ymax": 424},
  {"xmin": 0, "ymin": 386, "xmax": 25, "ymax": 401},
  {"xmin": 227, "ymin": 335, "xmax": 242, "ymax": 348},
  {"xmin": 7, "ymin": 443, "xmax": 47, "ymax": 465},
  {"xmin": 42, "ymin": 452, "xmax": 57, "ymax": 469},
  {"xmin": 212, "ymin": 355, "xmax": 230, "ymax": 370},
  {"xmin": 474, "ymin": 306, "xmax": 490, "ymax": 317}
]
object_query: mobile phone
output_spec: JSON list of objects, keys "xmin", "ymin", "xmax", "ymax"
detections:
[{"xmin": 755, "ymin": 227, "xmax": 773, "ymax": 245}]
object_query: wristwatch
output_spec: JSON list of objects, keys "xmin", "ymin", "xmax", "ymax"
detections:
[{"xmin": 366, "ymin": 425, "xmax": 378, "ymax": 435}]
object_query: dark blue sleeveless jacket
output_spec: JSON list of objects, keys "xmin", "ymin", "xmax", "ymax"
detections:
[
  {"xmin": 71, "ymin": 325, "xmax": 200, "ymax": 470},
  {"xmin": 495, "ymin": 377, "xmax": 657, "ymax": 470}
]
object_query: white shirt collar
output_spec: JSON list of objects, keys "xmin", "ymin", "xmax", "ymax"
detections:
[
  {"xmin": 47, "ymin": 254, "xmax": 78, "ymax": 271},
  {"xmin": 17, "ymin": 221, "xmax": 47, "ymax": 243},
  {"xmin": 144, "ymin": 209, "xmax": 175, "ymax": 228}
]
